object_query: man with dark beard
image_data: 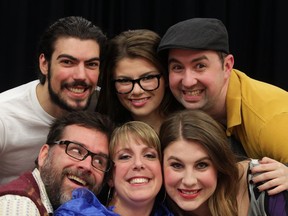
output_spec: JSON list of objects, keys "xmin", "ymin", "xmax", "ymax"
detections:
[
  {"xmin": 0, "ymin": 111, "xmax": 115, "ymax": 215},
  {"xmin": 0, "ymin": 16, "xmax": 107, "ymax": 185}
]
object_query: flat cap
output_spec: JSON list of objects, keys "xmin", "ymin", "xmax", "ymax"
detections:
[{"xmin": 158, "ymin": 18, "xmax": 229, "ymax": 54}]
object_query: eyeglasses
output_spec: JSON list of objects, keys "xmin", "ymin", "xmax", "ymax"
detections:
[
  {"xmin": 113, "ymin": 74, "xmax": 162, "ymax": 94},
  {"xmin": 53, "ymin": 140, "xmax": 113, "ymax": 173}
]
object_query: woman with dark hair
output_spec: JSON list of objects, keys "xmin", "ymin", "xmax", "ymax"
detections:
[
  {"xmin": 96, "ymin": 29, "xmax": 182, "ymax": 133},
  {"xmin": 159, "ymin": 109, "xmax": 288, "ymax": 216}
]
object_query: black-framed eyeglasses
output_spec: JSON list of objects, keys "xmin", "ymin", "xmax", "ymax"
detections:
[
  {"xmin": 53, "ymin": 140, "xmax": 113, "ymax": 173},
  {"xmin": 113, "ymin": 74, "xmax": 162, "ymax": 94}
]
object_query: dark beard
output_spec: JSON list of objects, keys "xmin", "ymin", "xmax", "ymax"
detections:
[
  {"xmin": 40, "ymin": 149, "xmax": 104, "ymax": 209},
  {"xmin": 40, "ymin": 151, "xmax": 70, "ymax": 209},
  {"xmin": 47, "ymin": 68, "xmax": 92, "ymax": 112}
]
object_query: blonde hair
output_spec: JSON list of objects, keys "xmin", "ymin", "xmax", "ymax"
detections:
[{"xmin": 109, "ymin": 121, "xmax": 162, "ymax": 160}]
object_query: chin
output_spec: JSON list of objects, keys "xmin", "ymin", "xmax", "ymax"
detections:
[{"xmin": 59, "ymin": 190, "xmax": 73, "ymax": 205}]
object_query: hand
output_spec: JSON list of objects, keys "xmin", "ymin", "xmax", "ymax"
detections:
[{"xmin": 250, "ymin": 157, "xmax": 288, "ymax": 195}]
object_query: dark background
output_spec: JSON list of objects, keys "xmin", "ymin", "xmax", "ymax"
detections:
[{"xmin": 1, "ymin": 0, "xmax": 288, "ymax": 92}]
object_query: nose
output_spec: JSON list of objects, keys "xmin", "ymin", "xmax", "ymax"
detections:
[
  {"xmin": 182, "ymin": 169, "xmax": 197, "ymax": 186},
  {"xmin": 181, "ymin": 69, "xmax": 198, "ymax": 87},
  {"xmin": 77, "ymin": 155, "xmax": 93, "ymax": 172},
  {"xmin": 131, "ymin": 82, "xmax": 144, "ymax": 94},
  {"xmin": 133, "ymin": 156, "xmax": 145, "ymax": 170},
  {"xmin": 72, "ymin": 63, "xmax": 87, "ymax": 80}
]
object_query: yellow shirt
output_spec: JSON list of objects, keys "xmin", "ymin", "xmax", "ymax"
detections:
[{"xmin": 226, "ymin": 69, "xmax": 288, "ymax": 163}]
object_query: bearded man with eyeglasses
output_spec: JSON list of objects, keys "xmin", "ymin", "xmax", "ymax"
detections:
[{"xmin": 0, "ymin": 111, "xmax": 115, "ymax": 215}]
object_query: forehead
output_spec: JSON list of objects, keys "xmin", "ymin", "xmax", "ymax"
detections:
[
  {"xmin": 52, "ymin": 37, "xmax": 100, "ymax": 60},
  {"xmin": 165, "ymin": 139, "xmax": 208, "ymax": 158},
  {"xmin": 114, "ymin": 57, "xmax": 158, "ymax": 77},
  {"xmin": 114, "ymin": 132, "xmax": 156, "ymax": 151},
  {"xmin": 62, "ymin": 124, "xmax": 109, "ymax": 154},
  {"xmin": 168, "ymin": 49, "xmax": 218, "ymax": 61}
]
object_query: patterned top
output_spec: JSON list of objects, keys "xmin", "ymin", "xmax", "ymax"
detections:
[{"xmin": 0, "ymin": 169, "xmax": 53, "ymax": 216}]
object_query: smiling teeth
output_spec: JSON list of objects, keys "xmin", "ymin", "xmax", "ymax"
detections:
[
  {"xmin": 131, "ymin": 98, "xmax": 147, "ymax": 103},
  {"xmin": 68, "ymin": 174, "xmax": 87, "ymax": 186},
  {"xmin": 69, "ymin": 87, "xmax": 85, "ymax": 93},
  {"xmin": 184, "ymin": 90, "xmax": 201, "ymax": 96},
  {"xmin": 181, "ymin": 190, "xmax": 198, "ymax": 195},
  {"xmin": 129, "ymin": 178, "xmax": 149, "ymax": 184}
]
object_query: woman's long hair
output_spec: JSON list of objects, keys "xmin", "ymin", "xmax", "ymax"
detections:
[{"xmin": 159, "ymin": 109, "xmax": 239, "ymax": 216}]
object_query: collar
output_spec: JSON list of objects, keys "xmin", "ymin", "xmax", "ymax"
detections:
[
  {"xmin": 226, "ymin": 69, "xmax": 242, "ymax": 135},
  {"xmin": 32, "ymin": 168, "xmax": 53, "ymax": 214}
]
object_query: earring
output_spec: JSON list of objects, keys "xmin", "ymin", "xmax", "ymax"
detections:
[
  {"xmin": 162, "ymin": 191, "xmax": 167, "ymax": 204},
  {"xmin": 106, "ymin": 187, "xmax": 114, "ymax": 206}
]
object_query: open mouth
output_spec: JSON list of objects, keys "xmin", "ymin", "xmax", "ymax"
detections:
[
  {"xmin": 67, "ymin": 174, "xmax": 87, "ymax": 186},
  {"xmin": 129, "ymin": 97, "xmax": 150, "ymax": 107},
  {"xmin": 67, "ymin": 86, "xmax": 88, "ymax": 94},
  {"xmin": 129, "ymin": 177, "xmax": 150, "ymax": 184},
  {"xmin": 178, "ymin": 188, "xmax": 200, "ymax": 195},
  {"xmin": 130, "ymin": 97, "xmax": 148, "ymax": 103},
  {"xmin": 183, "ymin": 89, "xmax": 202, "ymax": 96}
]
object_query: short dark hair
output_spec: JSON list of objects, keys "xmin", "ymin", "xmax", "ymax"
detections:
[
  {"xmin": 37, "ymin": 16, "xmax": 107, "ymax": 84},
  {"xmin": 46, "ymin": 111, "xmax": 114, "ymax": 145},
  {"xmin": 35, "ymin": 111, "xmax": 114, "ymax": 173}
]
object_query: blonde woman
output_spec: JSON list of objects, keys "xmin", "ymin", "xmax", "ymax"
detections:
[{"xmin": 107, "ymin": 121, "xmax": 172, "ymax": 215}]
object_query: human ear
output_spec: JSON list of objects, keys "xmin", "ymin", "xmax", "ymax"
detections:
[
  {"xmin": 224, "ymin": 54, "xmax": 234, "ymax": 72},
  {"xmin": 223, "ymin": 54, "xmax": 234, "ymax": 78},
  {"xmin": 38, "ymin": 144, "xmax": 50, "ymax": 167},
  {"xmin": 39, "ymin": 54, "xmax": 49, "ymax": 76}
]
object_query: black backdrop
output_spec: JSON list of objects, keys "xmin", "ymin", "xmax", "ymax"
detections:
[{"xmin": 1, "ymin": 0, "xmax": 288, "ymax": 92}]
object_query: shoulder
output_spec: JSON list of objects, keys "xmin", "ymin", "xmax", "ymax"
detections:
[
  {"xmin": 0, "ymin": 80, "xmax": 39, "ymax": 109},
  {"xmin": 236, "ymin": 159, "xmax": 250, "ymax": 215},
  {"xmin": 0, "ymin": 80, "xmax": 38, "ymax": 99},
  {"xmin": 237, "ymin": 160, "xmax": 249, "ymax": 185},
  {"xmin": 0, "ymin": 194, "xmax": 40, "ymax": 216}
]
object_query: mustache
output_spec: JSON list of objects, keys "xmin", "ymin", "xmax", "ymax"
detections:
[
  {"xmin": 63, "ymin": 81, "xmax": 91, "ymax": 89},
  {"xmin": 63, "ymin": 168, "xmax": 96, "ymax": 187}
]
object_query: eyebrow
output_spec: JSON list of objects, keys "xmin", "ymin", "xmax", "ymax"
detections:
[
  {"xmin": 114, "ymin": 145, "xmax": 156, "ymax": 155},
  {"xmin": 70, "ymin": 140, "xmax": 109, "ymax": 157},
  {"xmin": 168, "ymin": 55, "xmax": 208, "ymax": 65},
  {"xmin": 167, "ymin": 155, "xmax": 211, "ymax": 163},
  {"xmin": 96, "ymin": 152, "xmax": 109, "ymax": 158},
  {"xmin": 57, "ymin": 54, "xmax": 100, "ymax": 62},
  {"xmin": 115, "ymin": 70, "xmax": 159, "ymax": 79},
  {"xmin": 167, "ymin": 155, "xmax": 181, "ymax": 161}
]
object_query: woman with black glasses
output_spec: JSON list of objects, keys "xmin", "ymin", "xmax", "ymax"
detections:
[{"xmin": 96, "ymin": 29, "xmax": 183, "ymax": 133}]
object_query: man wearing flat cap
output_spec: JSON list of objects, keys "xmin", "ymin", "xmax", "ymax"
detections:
[{"xmin": 158, "ymin": 18, "xmax": 288, "ymax": 164}]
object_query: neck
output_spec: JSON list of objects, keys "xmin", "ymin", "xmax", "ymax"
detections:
[
  {"xmin": 36, "ymin": 82, "xmax": 66, "ymax": 118},
  {"xmin": 205, "ymin": 88, "xmax": 228, "ymax": 126},
  {"xmin": 110, "ymin": 198, "xmax": 154, "ymax": 216},
  {"xmin": 208, "ymin": 107, "xmax": 227, "ymax": 126},
  {"xmin": 187, "ymin": 204, "xmax": 212, "ymax": 216},
  {"xmin": 207, "ymin": 72, "xmax": 231, "ymax": 126}
]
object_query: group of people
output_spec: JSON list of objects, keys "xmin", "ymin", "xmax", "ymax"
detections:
[{"xmin": 0, "ymin": 15, "xmax": 288, "ymax": 215}]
